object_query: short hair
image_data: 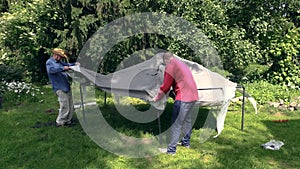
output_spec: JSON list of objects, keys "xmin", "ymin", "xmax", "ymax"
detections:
[{"xmin": 163, "ymin": 52, "xmax": 174, "ymax": 60}]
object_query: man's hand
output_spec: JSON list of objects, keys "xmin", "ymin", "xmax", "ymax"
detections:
[
  {"xmin": 64, "ymin": 66, "xmax": 70, "ymax": 70},
  {"xmin": 149, "ymin": 97, "xmax": 157, "ymax": 102}
]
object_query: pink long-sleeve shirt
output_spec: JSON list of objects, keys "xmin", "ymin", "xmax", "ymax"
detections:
[{"xmin": 155, "ymin": 58, "xmax": 199, "ymax": 102}]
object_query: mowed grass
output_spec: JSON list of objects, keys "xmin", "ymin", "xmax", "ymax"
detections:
[{"xmin": 0, "ymin": 86, "xmax": 299, "ymax": 169}]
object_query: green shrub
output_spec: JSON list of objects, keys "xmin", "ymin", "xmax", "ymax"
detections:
[
  {"xmin": 242, "ymin": 64, "xmax": 269, "ymax": 82},
  {"xmin": 244, "ymin": 80, "xmax": 300, "ymax": 105},
  {"xmin": 267, "ymin": 27, "xmax": 300, "ymax": 89},
  {"xmin": 0, "ymin": 64, "xmax": 25, "ymax": 82}
]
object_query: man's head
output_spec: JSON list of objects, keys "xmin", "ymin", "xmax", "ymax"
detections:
[
  {"xmin": 163, "ymin": 52, "xmax": 174, "ymax": 65},
  {"xmin": 52, "ymin": 48, "xmax": 68, "ymax": 61}
]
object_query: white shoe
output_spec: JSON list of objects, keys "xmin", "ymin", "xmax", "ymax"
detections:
[
  {"xmin": 158, "ymin": 148, "xmax": 167, "ymax": 153},
  {"xmin": 158, "ymin": 148, "xmax": 176, "ymax": 155}
]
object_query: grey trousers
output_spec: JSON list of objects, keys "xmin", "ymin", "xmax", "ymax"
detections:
[
  {"xmin": 167, "ymin": 100, "xmax": 196, "ymax": 153},
  {"xmin": 56, "ymin": 90, "xmax": 74, "ymax": 124}
]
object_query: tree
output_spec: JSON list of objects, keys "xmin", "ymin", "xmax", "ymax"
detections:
[{"xmin": 0, "ymin": 0, "xmax": 299, "ymax": 88}]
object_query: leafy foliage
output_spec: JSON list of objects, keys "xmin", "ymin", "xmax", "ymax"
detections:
[
  {"xmin": 241, "ymin": 64, "xmax": 269, "ymax": 83},
  {"xmin": 245, "ymin": 80, "xmax": 300, "ymax": 105},
  {"xmin": 0, "ymin": 0, "xmax": 299, "ymax": 88},
  {"xmin": 0, "ymin": 80, "xmax": 44, "ymax": 107},
  {"xmin": 0, "ymin": 64, "xmax": 25, "ymax": 82},
  {"xmin": 0, "ymin": 0, "xmax": 57, "ymax": 82},
  {"xmin": 268, "ymin": 27, "xmax": 300, "ymax": 89}
]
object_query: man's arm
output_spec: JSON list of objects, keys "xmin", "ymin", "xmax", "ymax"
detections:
[
  {"xmin": 61, "ymin": 61, "xmax": 75, "ymax": 67},
  {"xmin": 154, "ymin": 72, "xmax": 174, "ymax": 101},
  {"xmin": 46, "ymin": 61, "xmax": 64, "ymax": 74}
]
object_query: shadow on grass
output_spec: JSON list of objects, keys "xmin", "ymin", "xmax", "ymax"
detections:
[
  {"xmin": 98, "ymin": 102, "xmax": 210, "ymax": 138},
  {"xmin": 97, "ymin": 100, "xmax": 300, "ymax": 168}
]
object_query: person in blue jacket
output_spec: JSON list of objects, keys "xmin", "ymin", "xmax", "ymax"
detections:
[{"xmin": 46, "ymin": 48, "xmax": 78, "ymax": 127}]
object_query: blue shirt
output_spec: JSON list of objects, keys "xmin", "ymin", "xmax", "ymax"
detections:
[{"xmin": 46, "ymin": 57, "xmax": 75, "ymax": 92}]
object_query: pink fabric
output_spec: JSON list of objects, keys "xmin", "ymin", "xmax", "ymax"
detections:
[{"xmin": 155, "ymin": 58, "xmax": 199, "ymax": 102}]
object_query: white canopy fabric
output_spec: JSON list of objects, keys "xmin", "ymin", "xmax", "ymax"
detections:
[{"xmin": 70, "ymin": 53, "xmax": 256, "ymax": 137}]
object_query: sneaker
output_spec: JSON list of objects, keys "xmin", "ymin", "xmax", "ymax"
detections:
[
  {"xmin": 158, "ymin": 148, "xmax": 176, "ymax": 155},
  {"xmin": 177, "ymin": 142, "xmax": 191, "ymax": 148},
  {"xmin": 55, "ymin": 122, "xmax": 64, "ymax": 127},
  {"xmin": 55, "ymin": 122, "xmax": 71, "ymax": 127}
]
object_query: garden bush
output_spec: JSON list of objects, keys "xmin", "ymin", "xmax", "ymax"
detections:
[
  {"xmin": 0, "ymin": 64, "xmax": 25, "ymax": 82},
  {"xmin": 244, "ymin": 80, "xmax": 300, "ymax": 105},
  {"xmin": 241, "ymin": 63, "xmax": 269, "ymax": 83},
  {"xmin": 0, "ymin": 81, "xmax": 44, "ymax": 108}
]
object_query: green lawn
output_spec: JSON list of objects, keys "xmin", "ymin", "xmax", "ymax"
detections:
[{"xmin": 0, "ymin": 86, "xmax": 299, "ymax": 169}]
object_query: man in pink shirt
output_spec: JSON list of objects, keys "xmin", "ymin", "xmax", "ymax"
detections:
[{"xmin": 153, "ymin": 52, "xmax": 199, "ymax": 155}]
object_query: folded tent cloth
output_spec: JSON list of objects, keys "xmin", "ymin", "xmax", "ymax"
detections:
[{"xmin": 261, "ymin": 140, "xmax": 284, "ymax": 150}]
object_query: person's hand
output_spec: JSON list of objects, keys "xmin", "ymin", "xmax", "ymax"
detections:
[
  {"xmin": 64, "ymin": 66, "xmax": 70, "ymax": 70},
  {"xmin": 149, "ymin": 97, "xmax": 157, "ymax": 102},
  {"xmin": 148, "ymin": 98, "xmax": 154, "ymax": 102}
]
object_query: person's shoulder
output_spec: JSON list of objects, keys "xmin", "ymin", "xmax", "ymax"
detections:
[
  {"xmin": 172, "ymin": 58, "xmax": 183, "ymax": 66},
  {"xmin": 46, "ymin": 57, "xmax": 55, "ymax": 64}
]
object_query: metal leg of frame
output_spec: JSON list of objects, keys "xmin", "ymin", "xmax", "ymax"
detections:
[
  {"xmin": 104, "ymin": 92, "xmax": 107, "ymax": 105},
  {"xmin": 157, "ymin": 110, "xmax": 162, "ymax": 145},
  {"xmin": 241, "ymin": 85, "xmax": 245, "ymax": 131},
  {"xmin": 80, "ymin": 84, "xmax": 86, "ymax": 124},
  {"xmin": 236, "ymin": 84, "xmax": 246, "ymax": 131}
]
